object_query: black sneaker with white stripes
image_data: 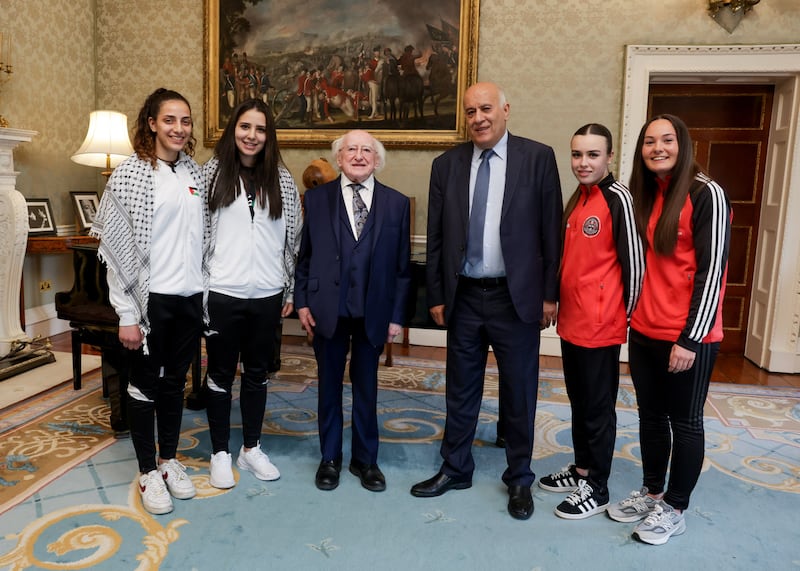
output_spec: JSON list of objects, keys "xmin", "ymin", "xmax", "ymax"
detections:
[
  {"xmin": 538, "ymin": 464, "xmax": 580, "ymax": 492},
  {"xmin": 554, "ymin": 479, "xmax": 609, "ymax": 520}
]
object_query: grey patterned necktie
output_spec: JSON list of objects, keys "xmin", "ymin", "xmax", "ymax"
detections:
[
  {"xmin": 351, "ymin": 183, "xmax": 368, "ymax": 239},
  {"xmin": 466, "ymin": 148, "xmax": 494, "ymax": 266}
]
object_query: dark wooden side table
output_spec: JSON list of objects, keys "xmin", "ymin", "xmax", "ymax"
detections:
[{"xmin": 22, "ymin": 234, "xmax": 99, "ymax": 327}]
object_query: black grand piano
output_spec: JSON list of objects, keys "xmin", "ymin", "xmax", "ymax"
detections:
[{"xmin": 55, "ymin": 244, "xmax": 204, "ymax": 435}]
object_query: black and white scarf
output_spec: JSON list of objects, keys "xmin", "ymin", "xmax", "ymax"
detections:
[{"xmin": 91, "ymin": 152, "xmax": 211, "ymax": 346}]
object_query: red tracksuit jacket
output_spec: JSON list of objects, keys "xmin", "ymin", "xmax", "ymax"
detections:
[
  {"xmin": 630, "ymin": 173, "xmax": 731, "ymax": 352},
  {"xmin": 557, "ymin": 174, "xmax": 644, "ymax": 348}
]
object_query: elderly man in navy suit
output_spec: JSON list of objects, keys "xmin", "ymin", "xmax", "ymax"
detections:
[
  {"xmin": 295, "ymin": 130, "xmax": 411, "ymax": 492},
  {"xmin": 410, "ymin": 82, "xmax": 562, "ymax": 519}
]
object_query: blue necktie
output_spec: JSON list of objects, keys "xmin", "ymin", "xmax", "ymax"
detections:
[
  {"xmin": 351, "ymin": 183, "xmax": 368, "ymax": 239},
  {"xmin": 466, "ymin": 149, "xmax": 494, "ymax": 267}
]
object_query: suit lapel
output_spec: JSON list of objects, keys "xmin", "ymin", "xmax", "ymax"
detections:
[
  {"xmin": 455, "ymin": 146, "xmax": 472, "ymax": 240},
  {"xmin": 501, "ymin": 134, "xmax": 521, "ymax": 220},
  {"xmin": 327, "ymin": 177, "xmax": 344, "ymax": 250},
  {"xmin": 368, "ymin": 183, "xmax": 385, "ymax": 254}
]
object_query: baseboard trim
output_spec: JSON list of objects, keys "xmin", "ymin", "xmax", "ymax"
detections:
[{"xmin": 24, "ymin": 304, "xmax": 71, "ymax": 339}]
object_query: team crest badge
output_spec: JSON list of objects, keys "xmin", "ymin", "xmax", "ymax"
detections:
[{"xmin": 582, "ymin": 216, "xmax": 600, "ymax": 237}]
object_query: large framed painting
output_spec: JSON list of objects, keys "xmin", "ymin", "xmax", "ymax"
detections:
[{"xmin": 204, "ymin": 0, "xmax": 479, "ymax": 148}]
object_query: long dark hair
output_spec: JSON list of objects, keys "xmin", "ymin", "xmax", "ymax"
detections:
[
  {"xmin": 629, "ymin": 114, "xmax": 701, "ymax": 255},
  {"xmin": 133, "ymin": 88, "xmax": 195, "ymax": 167},
  {"xmin": 208, "ymin": 98, "xmax": 283, "ymax": 218},
  {"xmin": 562, "ymin": 123, "xmax": 614, "ymax": 235}
]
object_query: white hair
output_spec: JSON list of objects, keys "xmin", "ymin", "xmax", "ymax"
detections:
[{"xmin": 331, "ymin": 130, "xmax": 387, "ymax": 172}]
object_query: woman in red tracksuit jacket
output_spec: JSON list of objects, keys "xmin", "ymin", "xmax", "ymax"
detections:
[
  {"xmin": 537, "ymin": 124, "xmax": 644, "ymax": 520},
  {"xmin": 607, "ymin": 114, "xmax": 731, "ymax": 546}
]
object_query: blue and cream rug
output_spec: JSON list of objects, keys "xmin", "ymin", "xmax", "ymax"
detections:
[{"xmin": 0, "ymin": 350, "xmax": 798, "ymax": 570}]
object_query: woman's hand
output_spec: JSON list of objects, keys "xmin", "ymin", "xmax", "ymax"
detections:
[
  {"xmin": 668, "ymin": 344, "xmax": 696, "ymax": 374},
  {"xmin": 118, "ymin": 325, "xmax": 143, "ymax": 351}
]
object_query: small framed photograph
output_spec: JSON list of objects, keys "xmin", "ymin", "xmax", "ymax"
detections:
[
  {"xmin": 70, "ymin": 191, "xmax": 100, "ymax": 232},
  {"xmin": 25, "ymin": 198, "xmax": 57, "ymax": 236}
]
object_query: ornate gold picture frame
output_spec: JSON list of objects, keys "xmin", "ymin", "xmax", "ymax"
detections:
[{"xmin": 204, "ymin": 0, "xmax": 479, "ymax": 149}]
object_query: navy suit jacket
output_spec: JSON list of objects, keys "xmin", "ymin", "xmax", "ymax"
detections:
[
  {"xmin": 426, "ymin": 133, "xmax": 563, "ymax": 324},
  {"xmin": 294, "ymin": 176, "xmax": 411, "ymax": 347}
]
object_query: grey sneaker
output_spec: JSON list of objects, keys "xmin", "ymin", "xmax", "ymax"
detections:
[
  {"xmin": 607, "ymin": 487, "xmax": 658, "ymax": 522},
  {"xmin": 554, "ymin": 479, "xmax": 610, "ymax": 520},
  {"xmin": 632, "ymin": 501, "xmax": 686, "ymax": 545},
  {"xmin": 538, "ymin": 464, "xmax": 580, "ymax": 492}
]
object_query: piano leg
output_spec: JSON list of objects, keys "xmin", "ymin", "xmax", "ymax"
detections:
[
  {"xmin": 72, "ymin": 329, "xmax": 82, "ymax": 390},
  {"xmin": 101, "ymin": 346, "xmax": 130, "ymax": 438}
]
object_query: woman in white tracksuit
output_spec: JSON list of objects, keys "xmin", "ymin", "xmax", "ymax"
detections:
[
  {"xmin": 203, "ymin": 98, "xmax": 302, "ymax": 489},
  {"xmin": 92, "ymin": 88, "xmax": 208, "ymax": 516}
]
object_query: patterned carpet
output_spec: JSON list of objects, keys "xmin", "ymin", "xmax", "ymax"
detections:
[{"xmin": 0, "ymin": 348, "xmax": 797, "ymax": 570}]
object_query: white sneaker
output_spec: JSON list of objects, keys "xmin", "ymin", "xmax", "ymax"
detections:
[
  {"xmin": 158, "ymin": 458, "xmax": 197, "ymax": 499},
  {"xmin": 236, "ymin": 443, "xmax": 280, "ymax": 481},
  {"xmin": 138, "ymin": 470, "xmax": 173, "ymax": 515},
  {"xmin": 210, "ymin": 451, "xmax": 236, "ymax": 489}
]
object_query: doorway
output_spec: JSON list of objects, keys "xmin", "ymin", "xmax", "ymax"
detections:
[
  {"xmin": 619, "ymin": 44, "xmax": 800, "ymax": 373},
  {"xmin": 648, "ymin": 83, "xmax": 774, "ymax": 354}
]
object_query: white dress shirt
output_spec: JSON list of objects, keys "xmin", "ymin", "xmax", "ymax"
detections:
[{"xmin": 462, "ymin": 131, "xmax": 508, "ymax": 278}]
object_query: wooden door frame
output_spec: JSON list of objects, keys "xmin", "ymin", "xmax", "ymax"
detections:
[{"xmin": 619, "ymin": 44, "xmax": 800, "ymax": 373}]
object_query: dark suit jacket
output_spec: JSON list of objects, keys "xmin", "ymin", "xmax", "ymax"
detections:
[
  {"xmin": 426, "ymin": 133, "xmax": 562, "ymax": 324},
  {"xmin": 294, "ymin": 176, "xmax": 411, "ymax": 347}
]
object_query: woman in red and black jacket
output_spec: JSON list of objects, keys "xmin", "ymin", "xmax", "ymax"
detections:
[
  {"xmin": 538, "ymin": 124, "xmax": 644, "ymax": 520},
  {"xmin": 608, "ymin": 114, "xmax": 731, "ymax": 546}
]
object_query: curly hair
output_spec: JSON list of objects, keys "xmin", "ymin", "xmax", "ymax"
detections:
[{"xmin": 133, "ymin": 88, "xmax": 196, "ymax": 167}]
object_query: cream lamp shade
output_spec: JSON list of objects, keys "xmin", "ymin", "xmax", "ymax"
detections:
[{"xmin": 71, "ymin": 110, "xmax": 134, "ymax": 177}]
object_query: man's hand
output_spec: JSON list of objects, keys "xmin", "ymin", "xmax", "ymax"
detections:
[
  {"xmin": 429, "ymin": 304, "xmax": 446, "ymax": 327},
  {"xmin": 387, "ymin": 322, "xmax": 402, "ymax": 343},
  {"xmin": 297, "ymin": 307, "xmax": 316, "ymax": 340},
  {"xmin": 281, "ymin": 302, "xmax": 294, "ymax": 318},
  {"xmin": 118, "ymin": 325, "xmax": 143, "ymax": 350},
  {"xmin": 540, "ymin": 300, "xmax": 557, "ymax": 330}
]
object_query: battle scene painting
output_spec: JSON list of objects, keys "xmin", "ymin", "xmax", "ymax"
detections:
[{"xmin": 204, "ymin": 0, "xmax": 478, "ymax": 148}]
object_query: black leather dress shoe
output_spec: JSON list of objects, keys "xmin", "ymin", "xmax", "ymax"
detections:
[
  {"xmin": 315, "ymin": 458, "xmax": 342, "ymax": 491},
  {"xmin": 410, "ymin": 472, "xmax": 472, "ymax": 497},
  {"xmin": 495, "ymin": 421, "xmax": 505, "ymax": 448},
  {"xmin": 349, "ymin": 460, "xmax": 386, "ymax": 492},
  {"xmin": 507, "ymin": 485, "xmax": 534, "ymax": 520}
]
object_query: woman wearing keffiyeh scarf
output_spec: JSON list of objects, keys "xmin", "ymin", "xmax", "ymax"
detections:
[
  {"xmin": 202, "ymin": 98, "xmax": 302, "ymax": 490},
  {"xmin": 91, "ymin": 88, "xmax": 210, "ymax": 516}
]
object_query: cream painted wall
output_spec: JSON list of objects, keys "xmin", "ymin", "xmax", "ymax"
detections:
[
  {"xmin": 3, "ymin": 0, "xmax": 799, "ymax": 312},
  {"xmin": 2, "ymin": 0, "xmax": 101, "ymax": 310}
]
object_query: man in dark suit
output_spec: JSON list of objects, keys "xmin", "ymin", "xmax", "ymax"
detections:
[
  {"xmin": 410, "ymin": 82, "xmax": 562, "ymax": 519},
  {"xmin": 295, "ymin": 129, "xmax": 411, "ymax": 492}
]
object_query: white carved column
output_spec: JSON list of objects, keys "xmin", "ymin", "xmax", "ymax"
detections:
[{"xmin": 0, "ymin": 127, "xmax": 37, "ymax": 358}]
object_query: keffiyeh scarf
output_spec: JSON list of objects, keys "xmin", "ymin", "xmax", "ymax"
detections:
[{"xmin": 91, "ymin": 152, "xmax": 210, "ymax": 344}]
